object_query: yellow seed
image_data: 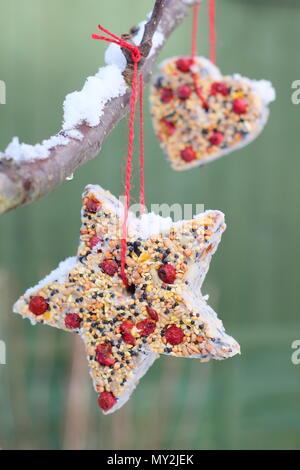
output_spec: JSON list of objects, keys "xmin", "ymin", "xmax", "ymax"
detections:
[
  {"xmin": 138, "ymin": 252, "xmax": 150, "ymax": 263},
  {"xmin": 232, "ymin": 91, "xmax": 244, "ymax": 99}
]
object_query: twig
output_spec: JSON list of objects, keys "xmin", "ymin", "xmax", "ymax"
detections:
[
  {"xmin": 141, "ymin": 0, "xmax": 166, "ymax": 56},
  {"xmin": 122, "ymin": 0, "xmax": 167, "ymax": 85},
  {"xmin": 0, "ymin": 0, "xmax": 194, "ymax": 215}
]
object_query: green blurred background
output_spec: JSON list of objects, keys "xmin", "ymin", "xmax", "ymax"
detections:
[{"xmin": 0, "ymin": 0, "xmax": 299, "ymax": 450}]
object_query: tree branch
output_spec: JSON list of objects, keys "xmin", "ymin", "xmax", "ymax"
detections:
[{"xmin": 0, "ymin": 0, "xmax": 195, "ymax": 215}]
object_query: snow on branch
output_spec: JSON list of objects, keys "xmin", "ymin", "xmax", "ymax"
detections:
[{"xmin": 0, "ymin": 0, "xmax": 195, "ymax": 215}]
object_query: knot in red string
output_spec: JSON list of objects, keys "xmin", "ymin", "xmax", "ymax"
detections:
[
  {"xmin": 130, "ymin": 46, "xmax": 141, "ymax": 64},
  {"xmin": 92, "ymin": 24, "xmax": 141, "ymax": 65}
]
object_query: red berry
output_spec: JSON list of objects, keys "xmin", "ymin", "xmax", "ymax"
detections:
[
  {"xmin": 158, "ymin": 264, "xmax": 176, "ymax": 284},
  {"xmin": 176, "ymin": 57, "xmax": 193, "ymax": 73},
  {"xmin": 122, "ymin": 332, "xmax": 135, "ymax": 345},
  {"xmin": 96, "ymin": 343, "xmax": 115, "ymax": 366},
  {"xmin": 165, "ymin": 325, "xmax": 185, "ymax": 345},
  {"xmin": 86, "ymin": 197, "xmax": 100, "ymax": 213},
  {"xmin": 232, "ymin": 98, "xmax": 247, "ymax": 114},
  {"xmin": 120, "ymin": 320, "xmax": 134, "ymax": 334},
  {"xmin": 28, "ymin": 296, "xmax": 49, "ymax": 316},
  {"xmin": 161, "ymin": 119, "xmax": 176, "ymax": 136},
  {"xmin": 180, "ymin": 146, "xmax": 197, "ymax": 163},
  {"xmin": 65, "ymin": 313, "xmax": 81, "ymax": 329},
  {"xmin": 177, "ymin": 84, "xmax": 192, "ymax": 99},
  {"xmin": 100, "ymin": 259, "xmax": 118, "ymax": 276},
  {"xmin": 160, "ymin": 88, "xmax": 174, "ymax": 103},
  {"xmin": 137, "ymin": 319, "xmax": 156, "ymax": 337},
  {"xmin": 120, "ymin": 321, "xmax": 135, "ymax": 345},
  {"xmin": 98, "ymin": 391, "xmax": 117, "ymax": 412},
  {"xmin": 209, "ymin": 132, "xmax": 224, "ymax": 146},
  {"xmin": 146, "ymin": 306, "xmax": 159, "ymax": 322},
  {"xmin": 89, "ymin": 236, "xmax": 102, "ymax": 249},
  {"xmin": 210, "ymin": 82, "xmax": 230, "ymax": 96}
]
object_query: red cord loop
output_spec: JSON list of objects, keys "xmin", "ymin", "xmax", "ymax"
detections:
[
  {"xmin": 191, "ymin": 3, "xmax": 199, "ymax": 61},
  {"xmin": 209, "ymin": 0, "xmax": 216, "ymax": 64},
  {"xmin": 92, "ymin": 25, "xmax": 144, "ymax": 287},
  {"xmin": 92, "ymin": 25, "xmax": 141, "ymax": 63},
  {"xmin": 139, "ymin": 74, "xmax": 145, "ymax": 212},
  {"xmin": 190, "ymin": 4, "xmax": 209, "ymax": 110}
]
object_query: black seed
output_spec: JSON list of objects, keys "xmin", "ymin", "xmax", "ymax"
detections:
[
  {"xmin": 126, "ymin": 284, "xmax": 136, "ymax": 296},
  {"xmin": 133, "ymin": 241, "xmax": 142, "ymax": 256},
  {"xmin": 155, "ymin": 76, "xmax": 164, "ymax": 89}
]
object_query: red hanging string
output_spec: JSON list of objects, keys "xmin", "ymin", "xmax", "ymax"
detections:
[
  {"xmin": 190, "ymin": 4, "xmax": 209, "ymax": 110},
  {"xmin": 92, "ymin": 25, "xmax": 144, "ymax": 287},
  {"xmin": 139, "ymin": 74, "xmax": 145, "ymax": 213},
  {"xmin": 191, "ymin": 2, "xmax": 199, "ymax": 61},
  {"xmin": 208, "ymin": 0, "xmax": 216, "ymax": 64}
]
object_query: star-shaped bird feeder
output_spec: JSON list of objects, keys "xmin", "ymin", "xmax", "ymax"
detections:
[{"xmin": 14, "ymin": 185, "xmax": 240, "ymax": 414}]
